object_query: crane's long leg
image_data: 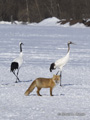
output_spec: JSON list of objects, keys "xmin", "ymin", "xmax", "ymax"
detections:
[
  {"xmin": 56, "ymin": 71, "xmax": 59, "ymax": 75},
  {"xmin": 12, "ymin": 71, "xmax": 20, "ymax": 83},
  {"xmin": 60, "ymin": 71, "xmax": 62, "ymax": 86},
  {"xmin": 17, "ymin": 69, "xmax": 20, "ymax": 82}
]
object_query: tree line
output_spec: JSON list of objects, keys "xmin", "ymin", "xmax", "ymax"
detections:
[{"xmin": 0, "ymin": 0, "xmax": 90, "ymax": 23}]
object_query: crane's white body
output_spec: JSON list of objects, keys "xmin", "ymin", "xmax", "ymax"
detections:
[
  {"xmin": 13, "ymin": 52, "xmax": 23, "ymax": 68},
  {"xmin": 55, "ymin": 51, "xmax": 70, "ymax": 71}
]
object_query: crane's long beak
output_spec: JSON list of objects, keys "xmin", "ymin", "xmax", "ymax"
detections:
[{"xmin": 71, "ymin": 42, "xmax": 76, "ymax": 45}]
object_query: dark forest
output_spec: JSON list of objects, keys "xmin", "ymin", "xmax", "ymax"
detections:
[{"xmin": 0, "ymin": 0, "xmax": 90, "ymax": 23}]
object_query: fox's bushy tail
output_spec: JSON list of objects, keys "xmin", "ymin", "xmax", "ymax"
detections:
[{"xmin": 24, "ymin": 80, "xmax": 36, "ymax": 96}]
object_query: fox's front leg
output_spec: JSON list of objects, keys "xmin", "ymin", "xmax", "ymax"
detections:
[
  {"xmin": 37, "ymin": 88, "xmax": 42, "ymax": 96},
  {"xmin": 50, "ymin": 87, "xmax": 53, "ymax": 96}
]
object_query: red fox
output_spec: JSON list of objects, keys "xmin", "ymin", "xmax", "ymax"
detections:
[{"xmin": 24, "ymin": 75, "xmax": 60, "ymax": 96}]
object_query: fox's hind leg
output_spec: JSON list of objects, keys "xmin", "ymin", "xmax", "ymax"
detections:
[
  {"xmin": 37, "ymin": 88, "xmax": 42, "ymax": 96},
  {"xmin": 50, "ymin": 87, "xmax": 53, "ymax": 96}
]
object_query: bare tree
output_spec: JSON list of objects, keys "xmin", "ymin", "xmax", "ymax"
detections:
[
  {"xmin": 35, "ymin": 0, "xmax": 42, "ymax": 21},
  {"xmin": 26, "ymin": 0, "xmax": 30, "ymax": 22}
]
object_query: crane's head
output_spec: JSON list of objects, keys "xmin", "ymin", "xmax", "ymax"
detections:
[
  {"xmin": 19, "ymin": 42, "xmax": 24, "ymax": 46},
  {"xmin": 67, "ymin": 41, "xmax": 75, "ymax": 52},
  {"xmin": 68, "ymin": 41, "xmax": 75, "ymax": 45}
]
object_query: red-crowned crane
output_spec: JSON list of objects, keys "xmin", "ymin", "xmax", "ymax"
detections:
[
  {"xmin": 10, "ymin": 42, "xmax": 24, "ymax": 83},
  {"xmin": 50, "ymin": 41, "xmax": 75, "ymax": 86}
]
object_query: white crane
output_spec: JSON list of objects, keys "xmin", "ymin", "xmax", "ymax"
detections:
[
  {"xmin": 10, "ymin": 42, "xmax": 24, "ymax": 83},
  {"xmin": 50, "ymin": 41, "xmax": 75, "ymax": 86}
]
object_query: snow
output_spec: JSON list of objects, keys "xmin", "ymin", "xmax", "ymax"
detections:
[
  {"xmin": 0, "ymin": 17, "xmax": 90, "ymax": 120},
  {"xmin": 70, "ymin": 22, "xmax": 86, "ymax": 28},
  {"xmin": 38, "ymin": 17, "xmax": 60, "ymax": 26}
]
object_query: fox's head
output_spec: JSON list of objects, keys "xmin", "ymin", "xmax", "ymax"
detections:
[{"xmin": 53, "ymin": 75, "xmax": 60, "ymax": 84}]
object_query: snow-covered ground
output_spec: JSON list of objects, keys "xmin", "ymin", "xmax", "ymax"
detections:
[{"xmin": 0, "ymin": 17, "xmax": 90, "ymax": 120}]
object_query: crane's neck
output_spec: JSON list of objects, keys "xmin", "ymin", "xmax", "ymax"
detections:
[
  {"xmin": 19, "ymin": 43, "xmax": 23, "ymax": 58},
  {"xmin": 67, "ymin": 43, "xmax": 70, "ymax": 52},
  {"xmin": 20, "ymin": 44, "xmax": 22, "ymax": 52}
]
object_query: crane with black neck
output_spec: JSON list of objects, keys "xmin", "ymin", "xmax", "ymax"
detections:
[{"xmin": 10, "ymin": 42, "xmax": 24, "ymax": 83}]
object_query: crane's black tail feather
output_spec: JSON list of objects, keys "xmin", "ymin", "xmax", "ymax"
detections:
[
  {"xmin": 10, "ymin": 62, "xmax": 19, "ymax": 72},
  {"xmin": 50, "ymin": 63, "xmax": 55, "ymax": 72}
]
